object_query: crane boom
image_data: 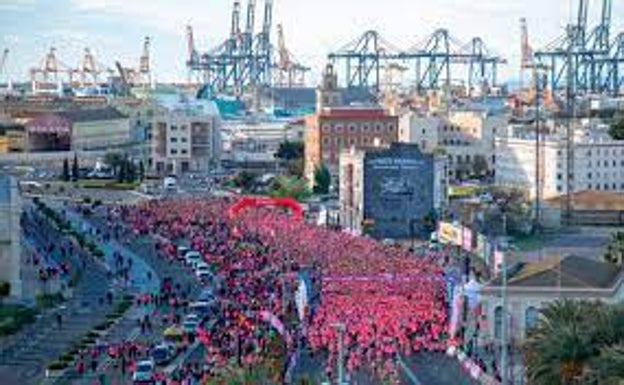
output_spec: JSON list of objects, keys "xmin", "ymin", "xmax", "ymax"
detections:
[{"xmin": 0, "ymin": 49, "xmax": 8, "ymax": 76}]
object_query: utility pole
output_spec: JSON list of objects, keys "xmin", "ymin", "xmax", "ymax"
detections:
[
  {"xmin": 500, "ymin": 212, "xmax": 509, "ymax": 385},
  {"xmin": 332, "ymin": 323, "xmax": 346, "ymax": 385}
]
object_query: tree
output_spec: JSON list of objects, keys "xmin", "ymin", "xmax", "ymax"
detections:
[
  {"xmin": 608, "ymin": 115, "xmax": 624, "ymax": 140},
  {"xmin": 481, "ymin": 185, "xmax": 532, "ymax": 236},
  {"xmin": 471, "ymin": 155, "xmax": 489, "ymax": 178},
  {"xmin": 233, "ymin": 171, "xmax": 258, "ymax": 192},
  {"xmin": 71, "ymin": 153, "xmax": 79, "ymax": 181},
  {"xmin": 125, "ymin": 159, "xmax": 137, "ymax": 183},
  {"xmin": 138, "ymin": 160, "xmax": 145, "ymax": 181},
  {"xmin": 268, "ymin": 176, "xmax": 311, "ymax": 201},
  {"xmin": 0, "ymin": 281, "xmax": 10, "ymax": 304},
  {"xmin": 275, "ymin": 140, "xmax": 304, "ymax": 161},
  {"xmin": 104, "ymin": 152, "xmax": 124, "ymax": 177},
  {"xmin": 605, "ymin": 231, "xmax": 624, "ymax": 265},
  {"xmin": 422, "ymin": 210, "xmax": 438, "ymax": 234},
  {"xmin": 62, "ymin": 158, "xmax": 70, "ymax": 182},
  {"xmin": 524, "ymin": 300, "xmax": 624, "ymax": 385},
  {"xmin": 313, "ymin": 163, "xmax": 331, "ymax": 195}
]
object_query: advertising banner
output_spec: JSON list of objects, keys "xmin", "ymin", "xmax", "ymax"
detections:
[{"xmin": 438, "ymin": 222, "xmax": 462, "ymax": 245}]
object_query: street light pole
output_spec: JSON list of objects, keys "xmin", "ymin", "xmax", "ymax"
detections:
[
  {"xmin": 500, "ymin": 212, "xmax": 509, "ymax": 385},
  {"xmin": 332, "ymin": 322, "xmax": 346, "ymax": 385}
]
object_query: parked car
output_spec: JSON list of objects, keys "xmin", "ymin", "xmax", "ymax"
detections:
[
  {"xmin": 184, "ymin": 251, "xmax": 202, "ymax": 268},
  {"xmin": 177, "ymin": 246, "xmax": 189, "ymax": 260},
  {"xmin": 132, "ymin": 359, "xmax": 155, "ymax": 384},
  {"xmin": 151, "ymin": 343, "xmax": 176, "ymax": 365},
  {"xmin": 182, "ymin": 318, "xmax": 199, "ymax": 335}
]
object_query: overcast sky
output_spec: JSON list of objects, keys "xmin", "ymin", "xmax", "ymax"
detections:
[{"xmin": 1, "ymin": 0, "xmax": 622, "ymax": 84}]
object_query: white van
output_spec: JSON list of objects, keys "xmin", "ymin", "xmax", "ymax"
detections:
[{"xmin": 163, "ymin": 176, "xmax": 177, "ymax": 192}]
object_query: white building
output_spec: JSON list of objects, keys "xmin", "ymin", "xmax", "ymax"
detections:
[
  {"xmin": 495, "ymin": 121, "xmax": 624, "ymax": 200},
  {"xmin": 149, "ymin": 95, "xmax": 222, "ymax": 175},
  {"xmin": 399, "ymin": 107, "xmax": 508, "ymax": 179},
  {"xmin": 0, "ymin": 175, "xmax": 21, "ymax": 299},
  {"xmin": 222, "ymin": 117, "xmax": 303, "ymax": 164}
]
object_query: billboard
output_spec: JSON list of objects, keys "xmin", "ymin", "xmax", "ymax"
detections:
[{"xmin": 438, "ymin": 222, "xmax": 462, "ymax": 245}]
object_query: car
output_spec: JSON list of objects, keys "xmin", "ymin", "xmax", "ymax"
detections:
[
  {"xmin": 197, "ymin": 288, "xmax": 214, "ymax": 302},
  {"xmin": 151, "ymin": 344, "xmax": 176, "ymax": 365},
  {"xmin": 182, "ymin": 319, "xmax": 199, "ymax": 335},
  {"xmin": 195, "ymin": 261, "xmax": 210, "ymax": 271},
  {"xmin": 184, "ymin": 251, "xmax": 202, "ymax": 268},
  {"xmin": 196, "ymin": 270, "xmax": 214, "ymax": 283},
  {"xmin": 188, "ymin": 301, "xmax": 215, "ymax": 318},
  {"xmin": 184, "ymin": 313, "xmax": 200, "ymax": 324},
  {"xmin": 177, "ymin": 246, "xmax": 190, "ymax": 260},
  {"xmin": 132, "ymin": 359, "xmax": 155, "ymax": 384}
]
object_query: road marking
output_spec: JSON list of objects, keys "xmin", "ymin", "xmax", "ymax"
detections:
[{"xmin": 397, "ymin": 354, "xmax": 422, "ymax": 385}]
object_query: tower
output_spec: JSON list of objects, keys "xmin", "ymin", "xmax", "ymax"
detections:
[{"xmin": 316, "ymin": 63, "xmax": 341, "ymax": 112}]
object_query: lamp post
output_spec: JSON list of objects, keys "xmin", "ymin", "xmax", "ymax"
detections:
[
  {"xmin": 331, "ymin": 322, "xmax": 346, "ymax": 385},
  {"xmin": 500, "ymin": 212, "xmax": 509, "ymax": 385}
]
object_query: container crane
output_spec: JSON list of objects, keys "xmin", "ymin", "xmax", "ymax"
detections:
[{"xmin": 0, "ymin": 49, "xmax": 8, "ymax": 77}]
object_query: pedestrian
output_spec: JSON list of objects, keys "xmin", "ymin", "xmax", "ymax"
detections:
[{"xmin": 56, "ymin": 313, "xmax": 62, "ymax": 329}]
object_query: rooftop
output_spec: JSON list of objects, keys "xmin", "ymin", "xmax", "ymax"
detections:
[
  {"xmin": 57, "ymin": 106, "xmax": 127, "ymax": 123},
  {"xmin": 319, "ymin": 106, "xmax": 392, "ymax": 119},
  {"xmin": 488, "ymin": 255, "xmax": 623, "ymax": 289},
  {"xmin": 545, "ymin": 190, "xmax": 624, "ymax": 210}
]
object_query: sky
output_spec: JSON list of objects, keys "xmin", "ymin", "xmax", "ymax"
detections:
[{"xmin": 0, "ymin": 0, "xmax": 622, "ymax": 85}]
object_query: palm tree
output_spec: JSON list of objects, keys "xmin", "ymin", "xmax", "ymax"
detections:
[
  {"xmin": 524, "ymin": 300, "xmax": 624, "ymax": 385},
  {"xmin": 524, "ymin": 300, "xmax": 600, "ymax": 385}
]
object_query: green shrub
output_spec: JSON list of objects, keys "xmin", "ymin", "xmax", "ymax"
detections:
[
  {"xmin": 47, "ymin": 361, "xmax": 68, "ymax": 371},
  {"xmin": 59, "ymin": 352, "xmax": 74, "ymax": 363}
]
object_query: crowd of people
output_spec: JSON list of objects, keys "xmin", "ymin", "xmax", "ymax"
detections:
[{"xmin": 107, "ymin": 197, "xmax": 452, "ymax": 383}]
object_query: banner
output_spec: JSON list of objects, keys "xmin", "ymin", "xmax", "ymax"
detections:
[
  {"xmin": 438, "ymin": 222, "xmax": 462, "ymax": 245},
  {"xmin": 295, "ymin": 274, "xmax": 310, "ymax": 321}
]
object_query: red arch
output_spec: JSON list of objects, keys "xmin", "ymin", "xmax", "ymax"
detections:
[{"xmin": 228, "ymin": 196, "xmax": 303, "ymax": 221}]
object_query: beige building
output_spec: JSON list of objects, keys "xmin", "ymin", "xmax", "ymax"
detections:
[
  {"xmin": 149, "ymin": 100, "xmax": 221, "ymax": 175},
  {"xmin": 24, "ymin": 107, "xmax": 131, "ymax": 152},
  {"xmin": 0, "ymin": 175, "xmax": 21, "ymax": 299},
  {"xmin": 478, "ymin": 256, "xmax": 624, "ymax": 343},
  {"xmin": 399, "ymin": 108, "xmax": 507, "ymax": 180}
]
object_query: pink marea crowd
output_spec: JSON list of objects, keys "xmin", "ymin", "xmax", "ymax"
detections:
[{"xmin": 111, "ymin": 198, "xmax": 450, "ymax": 382}]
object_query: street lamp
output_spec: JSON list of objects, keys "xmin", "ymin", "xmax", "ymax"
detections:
[
  {"xmin": 500, "ymin": 212, "xmax": 509, "ymax": 385},
  {"xmin": 331, "ymin": 322, "xmax": 347, "ymax": 385}
]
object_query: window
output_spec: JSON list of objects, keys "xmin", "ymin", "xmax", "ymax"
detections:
[
  {"xmin": 323, "ymin": 137, "xmax": 330, "ymax": 145},
  {"xmin": 422, "ymin": 129, "xmax": 426, "ymax": 135},
  {"xmin": 587, "ymin": 150, "xmax": 592, "ymax": 156},
  {"xmin": 170, "ymin": 137, "xmax": 178, "ymax": 143},
  {"xmin": 349, "ymin": 138, "xmax": 356, "ymax": 146},
  {"xmin": 171, "ymin": 125, "xmax": 178, "ymax": 131},
  {"xmin": 336, "ymin": 125, "xmax": 343, "ymax": 132},
  {"xmin": 613, "ymin": 183, "xmax": 617, "ymax": 190},
  {"xmin": 349, "ymin": 124, "xmax": 356, "ymax": 132},
  {"xmin": 170, "ymin": 149, "xmax": 178, "ymax": 155},
  {"xmin": 614, "ymin": 160, "xmax": 617, "ymax": 167},
  {"xmin": 388, "ymin": 124, "xmax": 395, "ymax": 132},
  {"xmin": 336, "ymin": 137, "xmax": 342, "ymax": 146},
  {"xmin": 587, "ymin": 172, "xmax": 592, "ymax": 180},
  {"xmin": 588, "ymin": 184, "xmax": 592, "ymax": 189},
  {"xmin": 605, "ymin": 160, "xmax": 609, "ymax": 167},
  {"xmin": 362, "ymin": 124, "xmax": 369, "ymax": 131},
  {"xmin": 557, "ymin": 173, "xmax": 562, "ymax": 180},
  {"xmin": 181, "ymin": 125, "xmax": 187, "ymax": 131},
  {"xmin": 525, "ymin": 307, "xmax": 539, "ymax": 332},
  {"xmin": 322, "ymin": 124, "xmax": 331, "ymax": 133},
  {"xmin": 181, "ymin": 149, "xmax": 188, "ymax": 155},
  {"xmin": 604, "ymin": 184, "xmax": 610, "ymax": 190},
  {"xmin": 375, "ymin": 124, "xmax": 382, "ymax": 132},
  {"xmin": 181, "ymin": 137, "xmax": 188, "ymax": 143}
]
